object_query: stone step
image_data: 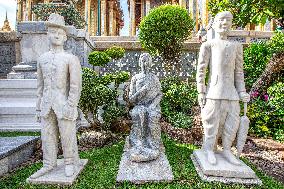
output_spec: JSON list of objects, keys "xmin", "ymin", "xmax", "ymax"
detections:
[
  {"xmin": 0, "ymin": 136, "xmax": 40, "ymax": 176},
  {"xmin": 0, "ymin": 79, "xmax": 37, "ymax": 98},
  {"xmin": 0, "ymin": 114, "xmax": 37, "ymax": 124},
  {"xmin": 0, "ymin": 123, "xmax": 40, "ymax": 131}
]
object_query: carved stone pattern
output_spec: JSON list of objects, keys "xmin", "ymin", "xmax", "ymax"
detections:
[
  {"xmin": 0, "ymin": 42, "xmax": 16, "ymax": 77},
  {"xmin": 100, "ymin": 51, "xmax": 197, "ymax": 79},
  {"xmin": 250, "ymin": 37, "xmax": 270, "ymax": 43},
  {"xmin": 227, "ymin": 37, "xmax": 246, "ymax": 43}
]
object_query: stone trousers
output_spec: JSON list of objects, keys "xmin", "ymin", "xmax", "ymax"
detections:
[
  {"xmin": 201, "ymin": 99, "xmax": 240, "ymax": 151},
  {"xmin": 129, "ymin": 105, "xmax": 161, "ymax": 150},
  {"xmin": 41, "ymin": 109, "xmax": 79, "ymax": 168}
]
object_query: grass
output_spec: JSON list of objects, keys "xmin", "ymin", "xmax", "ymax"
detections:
[
  {"xmin": 0, "ymin": 131, "xmax": 40, "ymax": 137},
  {"xmin": 0, "ymin": 135, "xmax": 283, "ymax": 189}
]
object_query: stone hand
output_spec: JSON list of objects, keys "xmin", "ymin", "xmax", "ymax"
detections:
[
  {"xmin": 35, "ymin": 111, "xmax": 41, "ymax": 123},
  {"xmin": 198, "ymin": 93, "xmax": 206, "ymax": 108},
  {"xmin": 239, "ymin": 92, "xmax": 250, "ymax": 103}
]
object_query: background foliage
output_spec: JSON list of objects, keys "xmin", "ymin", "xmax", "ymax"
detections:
[
  {"xmin": 139, "ymin": 5, "xmax": 194, "ymax": 63},
  {"xmin": 80, "ymin": 47, "xmax": 130, "ymax": 130},
  {"xmin": 208, "ymin": 0, "xmax": 284, "ymax": 28},
  {"xmin": 244, "ymin": 32, "xmax": 284, "ymax": 142},
  {"xmin": 160, "ymin": 77, "xmax": 198, "ymax": 129},
  {"xmin": 32, "ymin": 3, "xmax": 85, "ymax": 29}
]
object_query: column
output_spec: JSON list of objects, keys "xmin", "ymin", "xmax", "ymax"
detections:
[
  {"xmin": 101, "ymin": 0, "xmax": 107, "ymax": 35},
  {"xmin": 26, "ymin": 0, "xmax": 32, "ymax": 21},
  {"xmin": 16, "ymin": 0, "xmax": 22, "ymax": 22},
  {"xmin": 201, "ymin": 0, "xmax": 209, "ymax": 27},
  {"xmin": 141, "ymin": 0, "xmax": 145, "ymax": 19},
  {"xmin": 109, "ymin": 0, "xmax": 115, "ymax": 35},
  {"xmin": 129, "ymin": 0, "xmax": 136, "ymax": 36},
  {"xmin": 179, "ymin": 0, "xmax": 186, "ymax": 7},
  {"xmin": 88, "ymin": 0, "xmax": 92, "ymax": 33},
  {"xmin": 145, "ymin": 0, "xmax": 150, "ymax": 15}
]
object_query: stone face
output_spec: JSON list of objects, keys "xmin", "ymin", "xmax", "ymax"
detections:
[
  {"xmin": 191, "ymin": 150, "xmax": 262, "ymax": 185},
  {"xmin": 27, "ymin": 159, "xmax": 88, "ymax": 185},
  {"xmin": 0, "ymin": 136, "xmax": 39, "ymax": 176}
]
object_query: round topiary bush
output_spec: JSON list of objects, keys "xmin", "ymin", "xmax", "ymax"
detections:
[
  {"xmin": 88, "ymin": 51, "xmax": 111, "ymax": 67},
  {"xmin": 105, "ymin": 46, "xmax": 125, "ymax": 60},
  {"xmin": 139, "ymin": 4, "xmax": 194, "ymax": 63}
]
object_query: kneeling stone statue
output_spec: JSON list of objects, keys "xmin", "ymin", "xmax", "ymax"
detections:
[
  {"xmin": 116, "ymin": 53, "xmax": 173, "ymax": 183},
  {"xmin": 128, "ymin": 53, "xmax": 163, "ymax": 162}
]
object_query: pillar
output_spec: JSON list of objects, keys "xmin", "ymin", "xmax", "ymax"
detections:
[
  {"xmin": 16, "ymin": 0, "xmax": 22, "ymax": 22},
  {"xmin": 201, "ymin": 0, "xmax": 209, "ymax": 27},
  {"xmin": 26, "ymin": 0, "xmax": 32, "ymax": 21},
  {"xmin": 145, "ymin": 0, "xmax": 150, "ymax": 15},
  {"xmin": 129, "ymin": 0, "xmax": 136, "ymax": 36},
  {"xmin": 179, "ymin": 0, "xmax": 186, "ymax": 7},
  {"xmin": 109, "ymin": 0, "xmax": 115, "ymax": 36},
  {"xmin": 101, "ymin": 0, "xmax": 107, "ymax": 36}
]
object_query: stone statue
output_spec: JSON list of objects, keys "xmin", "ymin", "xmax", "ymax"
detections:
[
  {"xmin": 30, "ymin": 13, "xmax": 82, "ymax": 179},
  {"xmin": 196, "ymin": 11, "xmax": 250, "ymax": 165},
  {"xmin": 128, "ymin": 53, "xmax": 163, "ymax": 162}
]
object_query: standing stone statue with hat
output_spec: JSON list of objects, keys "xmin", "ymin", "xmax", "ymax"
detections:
[
  {"xmin": 27, "ymin": 13, "xmax": 87, "ymax": 185},
  {"xmin": 191, "ymin": 11, "xmax": 262, "ymax": 184}
]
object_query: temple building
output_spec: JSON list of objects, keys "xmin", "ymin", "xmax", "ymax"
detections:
[
  {"xmin": 16, "ymin": 0, "xmax": 124, "ymax": 36},
  {"xmin": 15, "ymin": 0, "xmax": 274, "ymax": 36},
  {"xmin": 1, "ymin": 11, "xmax": 12, "ymax": 32}
]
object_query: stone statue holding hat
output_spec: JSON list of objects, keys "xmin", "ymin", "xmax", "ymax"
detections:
[
  {"xmin": 196, "ymin": 11, "xmax": 250, "ymax": 165},
  {"xmin": 29, "ymin": 13, "xmax": 83, "ymax": 179},
  {"xmin": 128, "ymin": 53, "xmax": 163, "ymax": 162}
]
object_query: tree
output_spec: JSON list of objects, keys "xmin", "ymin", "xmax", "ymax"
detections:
[
  {"xmin": 139, "ymin": 5, "xmax": 194, "ymax": 69},
  {"xmin": 208, "ymin": 0, "xmax": 284, "ymax": 28}
]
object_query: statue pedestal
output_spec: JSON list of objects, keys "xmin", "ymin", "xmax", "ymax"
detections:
[
  {"xmin": 27, "ymin": 159, "xmax": 88, "ymax": 185},
  {"xmin": 116, "ymin": 137, "xmax": 173, "ymax": 184},
  {"xmin": 191, "ymin": 149, "xmax": 262, "ymax": 185}
]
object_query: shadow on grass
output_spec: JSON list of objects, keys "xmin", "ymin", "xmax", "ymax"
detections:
[{"xmin": 0, "ymin": 135, "xmax": 283, "ymax": 189}]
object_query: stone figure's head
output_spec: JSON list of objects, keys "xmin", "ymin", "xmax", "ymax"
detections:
[
  {"xmin": 139, "ymin": 53, "xmax": 152, "ymax": 73},
  {"xmin": 46, "ymin": 13, "xmax": 67, "ymax": 47},
  {"xmin": 213, "ymin": 11, "xmax": 233, "ymax": 35}
]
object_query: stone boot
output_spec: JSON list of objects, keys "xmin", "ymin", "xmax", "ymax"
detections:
[
  {"xmin": 30, "ymin": 166, "xmax": 54, "ymax": 179},
  {"xmin": 222, "ymin": 150, "xmax": 241, "ymax": 165},
  {"xmin": 65, "ymin": 164, "xmax": 75, "ymax": 177},
  {"xmin": 206, "ymin": 150, "xmax": 217, "ymax": 165}
]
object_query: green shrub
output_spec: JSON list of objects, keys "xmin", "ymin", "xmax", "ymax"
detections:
[
  {"xmin": 79, "ymin": 68, "xmax": 117, "ymax": 126},
  {"xmin": 160, "ymin": 76, "xmax": 198, "ymax": 128},
  {"xmin": 105, "ymin": 46, "xmax": 125, "ymax": 60},
  {"xmin": 244, "ymin": 31, "xmax": 284, "ymax": 91},
  {"xmin": 166, "ymin": 112, "xmax": 193, "ymax": 129},
  {"xmin": 102, "ymin": 103, "xmax": 127, "ymax": 130},
  {"xmin": 247, "ymin": 82, "xmax": 284, "ymax": 142},
  {"xmin": 88, "ymin": 51, "xmax": 111, "ymax": 67},
  {"xmin": 139, "ymin": 5, "xmax": 194, "ymax": 62},
  {"xmin": 244, "ymin": 42, "xmax": 271, "ymax": 90}
]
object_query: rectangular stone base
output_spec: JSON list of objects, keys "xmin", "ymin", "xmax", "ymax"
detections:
[
  {"xmin": 191, "ymin": 149, "xmax": 262, "ymax": 185},
  {"xmin": 116, "ymin": 139, "xmax": 173, "ymax": 184},
  {"xmin": 27, "ymin": 159, "xmax": 88, "ymax": 185}
]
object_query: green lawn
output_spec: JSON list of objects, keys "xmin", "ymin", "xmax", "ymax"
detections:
[{"xmin": 0, "ymin": 135, "xmax": 283, "ymax": 189}]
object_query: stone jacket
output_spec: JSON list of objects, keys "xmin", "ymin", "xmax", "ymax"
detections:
[
  {"xmin": 36, "ymin": 51, "xmax": 82, "ymax": 121},
  {"xmin": 196, "ymin": 39, "xmax": 246, "ymax": 100}
]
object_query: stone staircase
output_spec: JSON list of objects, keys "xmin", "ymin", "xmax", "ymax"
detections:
[{"xmin": 0, "ymin": 79, "xmax": 40, "ymax": 131}]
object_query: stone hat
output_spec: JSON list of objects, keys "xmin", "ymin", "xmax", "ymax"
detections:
[{"xmin": 46, "ymin": 13, "xmax": 67, "ymax": 31}]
